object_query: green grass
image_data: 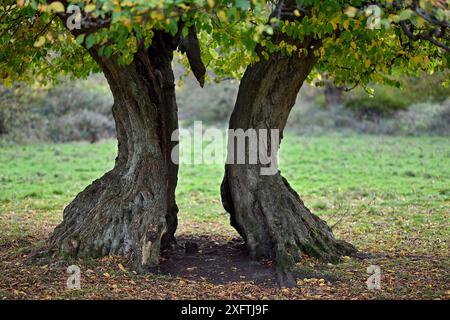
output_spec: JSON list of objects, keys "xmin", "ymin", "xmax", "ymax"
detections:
[
  {"xmin": 1, "ymin": 133, "xmax": 449, "ymax": 300},
  {"xmin": 281, "ymin": 135, "xmax": 450, "ymax": 254},
  {"xmin": 0, "ymin": 134, "xmax": 449, "ymax": 255}
]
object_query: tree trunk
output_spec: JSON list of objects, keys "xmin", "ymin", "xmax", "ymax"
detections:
[
  {"xmin": 49, "ymin": 32, "xmax": 179, "ymax": 272},
  {"xmin": 221, "ymin": 43, "xmax": 356, "ymax": 269}
]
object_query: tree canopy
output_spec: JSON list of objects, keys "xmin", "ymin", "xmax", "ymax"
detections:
[{"xmin": 1, "ymin": 0, "xmax": 449, "ymax": 89}]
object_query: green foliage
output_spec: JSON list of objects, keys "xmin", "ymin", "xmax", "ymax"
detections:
[
  {"xmin": 0, "ymin": 0, "xmax": 97, "ymax": 85},
  {"xmin": 0, "ymin": 0, "xmax": 270, "ymax": 84},
  {"xmin": 0, "ymin": 1, "xmax": 448, "ymax": 88},
  {"xmin": 341, "ymin": 70, "xmax": 450, "ymax": 119}
]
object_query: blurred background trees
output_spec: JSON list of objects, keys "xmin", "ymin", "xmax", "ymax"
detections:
[
  {"xmin": 1, "ymin": 67, "xmax": 449, "ymax": 143},
  {"xmin": 0, "ymin": 74, "xmax": 114, "ymax": 143}
]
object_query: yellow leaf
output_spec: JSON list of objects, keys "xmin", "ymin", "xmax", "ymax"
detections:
[
  {"xmin": 207, "ymin": 0, "xmax": 215, "ymax": 8},
  {"xmin": 85, "ymin": 4, "xmax": 96, "ymax": 13},
  {"xmin": 412, "ymin": 56, "xmax": 422, "ymax": 64},
  {"xmin": 217, "ymin": 10, "xmax": 227, "ymax": 22},
  {"xmin": 34, "ymin": 36, "xmax": 46, "ymax": 47},
  {"xmin": 294, "ymin": 9, "xmax": 301, "ymax": 17},
  {"xmin": 47, "ymin": 1, "xmax": 65, "ymax": 13},
  {"xmin": 345, "ymin": 6, "xmax": 358, "ymax": 18},
  {"xmin": 118, "ymin": 263, "xmax": 127, "ymax": 273},
  {"xmin": 343, "ymin": 20, "xmax": 350, "ymax": 30},
  {"xmin": 123, "ymin": 18, "xmax": 132, "ymax": 29},
  {"xmin": 3, "ymin": 77, "xmax": 13, "ymax": 88},
  {"xmin": 103, "ymin": 272, "xmax": 111, "ymax": 278},
  {"xmin": 365, "ymin": 59, "xmax": 371, "ymax": 68},
  {"xmin": 351, "ymin": 41, "xmax": 357, "ymax": 49},
  {"xmin": 330, "ymin": 17, "xmax": 340, "ymax": 30}
]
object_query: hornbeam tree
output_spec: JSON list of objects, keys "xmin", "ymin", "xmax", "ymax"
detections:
[{"xmin": 0, "ymin": 0, "xmax": 448, "ymax": 271}]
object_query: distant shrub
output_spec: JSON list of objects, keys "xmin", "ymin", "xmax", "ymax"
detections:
[
  {"xmin": 0, "ymin": 75, "xmax": 114, "ymax": 143},
  {"xmin": 340, "ymin": 71, "xmax": 449, "ymax": 121},
  {"xmin": 287, "ymin": 99, "xmax": 450, "ymax": 136},
  {"xmin": 344, "ymin": 94, "xmax": 409, "ymax": 119},
  {"xmin": 405, "ymin": 71, "xmax": 450, "ymax": 104},
  {"xmin": 49, "ymin": 110, "xmax": 115, "ymax": 143},
  {"xmin": 34, "ymin": 74, "xmax": 113, "ymax": 117},
  {"xmin": 428, "ymin": 100, "xmax": 450, "ymax": 136},
  {"xmin": 1, "ymin": 68, "xmax": 449, "ymax": 143}
]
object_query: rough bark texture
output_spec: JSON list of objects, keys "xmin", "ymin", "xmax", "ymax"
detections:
[
  {"xmin": 49, "ymin": 32, "xmax": 179, "ymax": 272},
  {"xmin": 221, "ymin": 42, "xmax": 356, "ymax": 269}
]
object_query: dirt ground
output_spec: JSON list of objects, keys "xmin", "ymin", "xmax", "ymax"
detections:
[{"xmin": 0, "ymin": 229, "xmax": 448, "ymax": 300}]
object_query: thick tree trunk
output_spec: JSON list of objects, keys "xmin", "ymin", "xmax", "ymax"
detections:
[
  {"xmin": 221, "ymin": 44, "xmax": 356, "ymax": 269},
  {"xmin": 49, "ymin": 32, "xmax": 179, "ymax": 272}
]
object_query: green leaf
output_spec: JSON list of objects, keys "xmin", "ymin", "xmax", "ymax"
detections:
[
  {"xmin": 75, "ymin": 34, "xmax": 85, "ymax": 45},
  {"xmin": 399, "ymin": 9, "xmax": 414, "ymax": 21},
  {"xmin": 85, "ymin": 34, "xmax": 95, "ymax": 49},
  {"xmin": 209, "ymin": 47, "xmax": 219, "ymax": 59}
]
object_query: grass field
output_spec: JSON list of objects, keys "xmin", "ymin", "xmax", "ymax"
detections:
[{"xmin": 0, "ymin": 134, "xmax": 449, "ymax": 299}]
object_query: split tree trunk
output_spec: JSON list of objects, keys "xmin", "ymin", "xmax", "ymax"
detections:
[
  {"xmin": 221, "ymin": 43, "xmax": 356, "ymax": 269},
  {"xmin": 49, "ymin": 32, "xmax": 179, "ymax": 272}
]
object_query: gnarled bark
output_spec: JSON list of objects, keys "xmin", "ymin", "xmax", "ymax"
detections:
[
  {"xmin": 49, "ymin": 32, "xmax": 180, "ymax": 272},
  {"xmin": 221, "ymin": 43, "xmax": 356, "ymax": 269}
]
